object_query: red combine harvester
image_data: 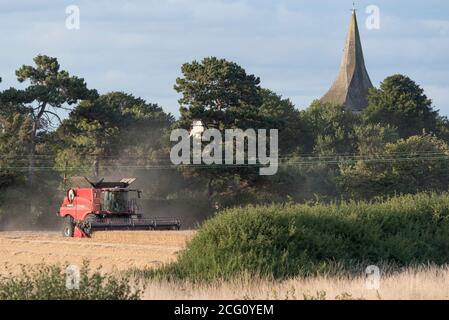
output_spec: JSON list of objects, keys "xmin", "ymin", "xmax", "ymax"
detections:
[{"xmin": 58, "ymin": 177, "xmax": 181, "ymax": 238}]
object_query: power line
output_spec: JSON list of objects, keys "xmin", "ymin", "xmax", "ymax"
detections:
[
  {"xmin": 1, "ymin": 150, "xmax": 449, "ymax": 160},
  {"xmin": 2, "ymin": 154, "xmax": 449, "ymax": 171}
]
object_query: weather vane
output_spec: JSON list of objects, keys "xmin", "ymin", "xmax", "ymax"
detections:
[{"xmin": 352, "ymin": 2, "xmax": 357, "ymax": 12}]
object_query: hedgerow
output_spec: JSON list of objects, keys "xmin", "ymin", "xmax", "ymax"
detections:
[{"xmin": 159, "ymin": 193, "xmax": 449, "ymax": 281}]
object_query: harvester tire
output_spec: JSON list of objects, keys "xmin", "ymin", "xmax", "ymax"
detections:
[
  {"xmin": 62, "ymin": 215, "xmax": 75, "ymax": 237},
  {"xmin": 82, "ymin": 214, "xmax": 97, "ymax": 236}
]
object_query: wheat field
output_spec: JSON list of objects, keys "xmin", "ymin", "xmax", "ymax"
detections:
[{"xmin": 0, "ymin": 231, "xmax": 194, "ymax": 274}]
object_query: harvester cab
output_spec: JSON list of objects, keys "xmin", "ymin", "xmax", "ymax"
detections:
[{"xmin": 58, "ymin": 177, "xmax": 181, "ymax": 238}]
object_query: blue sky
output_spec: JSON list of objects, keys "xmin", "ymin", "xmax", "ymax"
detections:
[{"xmin": 0, "ymin": 0, "xmax": 448, "ymax": 117}]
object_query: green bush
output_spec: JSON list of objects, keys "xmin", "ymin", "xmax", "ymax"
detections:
[
  {"xmin": 160, "ymin": 193, "xmax": 449, "ymax": 281},
  {"xmin": 0, "ymin": 262, "xmax": 141, "ymax": 300}
]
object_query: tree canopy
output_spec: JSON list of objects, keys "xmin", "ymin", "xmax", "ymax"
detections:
[
  {"xmin": 0, "ymin": 55, "xmax": 98, "ymax": 184},
  {"xmin": 363, "ymin": 74, "xmax": 438, "ymax": 138},
  {"xmin": 56, "ymin": 92, "xmax": 174, "ymax": 178},
  {"xmin": 0, "ymin": 54, "xmax": 448, "ymax": 227},
  {"xmin": 175, "ymin": 57, "xmax": 263, "ymax": 130}
]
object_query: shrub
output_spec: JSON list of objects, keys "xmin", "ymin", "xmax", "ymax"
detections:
[
  {"xmin": 0, "ymin": 262, "xmax": 141, "ymax": 300},
  {"xmin": 160, "ymin": 193, "xmax": 449, "ymax": 281}
]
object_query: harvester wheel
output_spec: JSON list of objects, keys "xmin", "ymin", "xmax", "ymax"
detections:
[
  {"xmin": 62, "ymin": 216, "xmax": 75, "ymax": 237},
  {"xmin": 82, "ymin": 214, "xmax": 97, "ymax": 236}
]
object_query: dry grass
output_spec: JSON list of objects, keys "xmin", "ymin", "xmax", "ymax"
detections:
[{"xmin": 142, "ymin": 266, "xmax": 449, "ymax": 300}]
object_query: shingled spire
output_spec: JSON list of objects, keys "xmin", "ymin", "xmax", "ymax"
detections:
[{"xmin": 320, "ymin": 9, "xmax": 373, "ymax": 112}]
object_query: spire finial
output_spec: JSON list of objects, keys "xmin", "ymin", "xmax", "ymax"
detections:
[{"xmin": 352, "ymin": 2, "xmax": 357, "ymax": 13}]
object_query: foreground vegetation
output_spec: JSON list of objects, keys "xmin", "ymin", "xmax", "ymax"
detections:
[
  {"xmin": 142, "ymin": 265, "xmax": 449, "ymax": 300},
  {"xmin": 0, "ymin": 262, "xmax": 141, "ymax": 300},
  {"xmin": 4, "ymin": 263, "xmax": 449, "ymax": 300},
  {"xmin": 150, "ymin": 193, "xmax": 449, "ymax": 281}
]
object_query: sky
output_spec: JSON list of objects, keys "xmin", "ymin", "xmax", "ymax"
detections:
[{"xmin": 0, "ymin": 0, "xmax": 448, "ymax": 117}]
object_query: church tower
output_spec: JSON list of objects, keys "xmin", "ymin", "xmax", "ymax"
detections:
[{"xmin": 320, "ymin": 8, "xmax": 373, "ymax": 112}]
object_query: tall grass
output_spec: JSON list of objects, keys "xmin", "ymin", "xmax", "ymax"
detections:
[
  {"xmin": 140, "ymin": 265, "xmax": 449, "ymax": 300},
  {"xmin": 156, "ymin": 193, "xmax": 449, "ymax": 281}
]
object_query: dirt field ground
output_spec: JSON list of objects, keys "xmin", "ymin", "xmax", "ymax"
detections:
[{"xmin": 0, "ymin": 231, "xmax": 194, "ymax": 274}]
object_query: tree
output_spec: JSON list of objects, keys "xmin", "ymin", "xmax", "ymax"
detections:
[
  {"xmin": 175, "ymin": 57, "xmax": 262, "ymax": 130},
  {"xmin": 337, "ymin": 123, "xmax": 399, "ymax": 200},
  {"xmin": 258, "ymin": 89, "xmax": 303, "ymax": 154},
  {"xmin": 363, "ymin": 74, "xmax": 438, "ymax": 138},
  {"xmin": 435, "ymin": 115, "xmax": 449, "ymax": 144},
  {"xmin": 174, "ymin": 57, "xmax": 304, "ymax": 206},
  {"xmin": 299, "ymin": 101, "xmax": 360, "ymax": 155},
  {"xmin": 353, "ymin": 123, "xmax": 398, "ymax": 156},
  {"xmin": 267, "ymin": 99, "xmax": 353, "ymax": 203},
  {"xmin": 0, "ymin": 100, "xmax": 62, "ymax": 227},
  {"xmin": 56, "ymin": 92, "xmax": 173, "ymax": 179},
  {"xmin": 0, "ymin": 103, "xmax": 30, "ymax": 221},
  {"xmin": 0, "ymin": 103, "xmax": 32, "ymax": 162},
  {"xmin": 0, "ymin": 55, "xmax": 98, "ymax": 185},
  {"xmin": 339, "ymin": 134, "xmax": 449, "ymax": 199}
]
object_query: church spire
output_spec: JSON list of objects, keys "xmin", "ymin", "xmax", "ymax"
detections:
[{"xmin": 320, "ymin": 9, "xmax": 373, "ymax": 112}]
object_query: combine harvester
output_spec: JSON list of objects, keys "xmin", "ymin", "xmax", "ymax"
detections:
[{"xmin": 58, "ymin": 177, "xmax": 181, "ymax": 238}]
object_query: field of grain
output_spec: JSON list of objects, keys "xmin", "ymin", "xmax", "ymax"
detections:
[
  {"xmin": 142, "ymin": 266, "xmax": 449, "ymax": 300},
  {"xmin": 0, "ymin": 231, "xmax": 194, "ymax": 274}
]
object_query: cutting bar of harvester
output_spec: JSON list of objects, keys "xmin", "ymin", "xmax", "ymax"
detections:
[{"xmin": 88, "ymin": 217, "xmax": 181, "ymax": 232}]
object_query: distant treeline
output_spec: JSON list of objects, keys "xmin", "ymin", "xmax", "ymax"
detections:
[{"xmin": 1, "ymin": 55, "xmax": 449, "ymax": 227}]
